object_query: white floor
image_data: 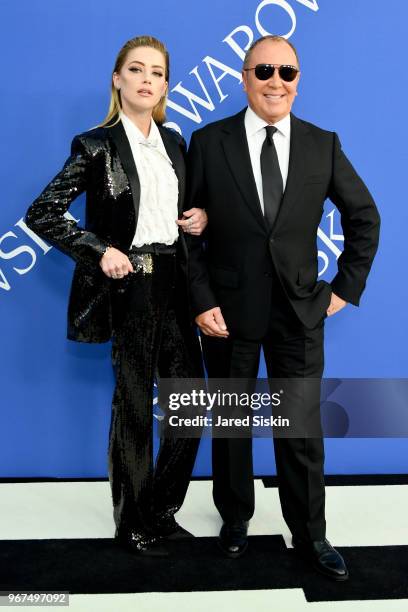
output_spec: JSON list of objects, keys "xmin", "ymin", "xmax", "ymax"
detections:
[{"xmin": 0, "ymin": 479, "xmax": 407, "ymax": 611}]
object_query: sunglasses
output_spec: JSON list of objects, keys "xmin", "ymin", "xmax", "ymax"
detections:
[{"xmin": 244, "ymin": 64, "xmax": 299, "ymax": 82}]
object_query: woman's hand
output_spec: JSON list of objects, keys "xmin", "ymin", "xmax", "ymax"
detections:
[
  {"xmin": 177, "ymin": 207, "xmax": 208, "ymax": 236},
  {"xmin": 99, "ymin": 247, "xmax": 133, "ymax": 279}
]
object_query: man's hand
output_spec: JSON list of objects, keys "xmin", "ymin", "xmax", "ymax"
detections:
[
  {"xmin": 177, "ymin": 207, "xmax": 208, "ymax": 235},
  {"xmin": 100, "ymin": 247, "xmax": 133, "ymax": 279},
  {"xmin": 195, "ymin": 307, "xmax": 229, "ymax": 337},
  {"xmin": 326, "ymin": 292, "xmax": 347, "ymax": 316}
]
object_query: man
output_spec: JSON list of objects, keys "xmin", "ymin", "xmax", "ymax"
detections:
[{"xmin": 185, "ymin": 35, "xmax": 380, "ymax": 580}]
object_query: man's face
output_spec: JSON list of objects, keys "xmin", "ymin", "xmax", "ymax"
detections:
[{"xmin": 242, "ymin": 40, "xmax": 300, "ymax": 124}]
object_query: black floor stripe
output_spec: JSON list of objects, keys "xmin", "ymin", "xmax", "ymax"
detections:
[{"xmin": 0, "ymin": 536, "xmax": 407, "ymax": 601}]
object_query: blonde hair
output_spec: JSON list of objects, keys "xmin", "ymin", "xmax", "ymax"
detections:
[
  {"xmin": 98, "ymin": 35, "xmax": 169, "ymax": 127},
  {"xmin": 243, "ymin": 35, "xmax": 300, "ymax": 68}
]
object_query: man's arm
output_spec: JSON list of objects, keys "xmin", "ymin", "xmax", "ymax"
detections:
[
  {"xmin": 327, "ymin": 132, "xmax": 381, "ymax": 307},
  {"xmin": 185, "ymin": 131, "xmax": 228, "ymax": 337}
]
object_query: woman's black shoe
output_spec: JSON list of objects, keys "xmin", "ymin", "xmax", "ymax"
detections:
[{"xmin": 115, "ymin": 528, "xmax": 169, "ymax": 557}]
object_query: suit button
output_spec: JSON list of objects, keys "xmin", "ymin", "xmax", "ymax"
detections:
[
  {"xmin": 264, "ymin": 272, "xmax": 272, "ymax": 277},
  {"xmin": 269, "ymin": 238, "xmax": 275, "ymax": 244}
]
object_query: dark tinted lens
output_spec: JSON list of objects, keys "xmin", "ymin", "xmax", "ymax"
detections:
[
  {"xmin": 278, "ymin": 66, "xmax": 298, "ymax": 82},
  {"xmin": 254, "ymin": 64, "xmax": 274, "ymax": 80}
]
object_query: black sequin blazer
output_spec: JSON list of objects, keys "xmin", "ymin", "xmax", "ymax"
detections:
[{"xmin": 25, "ymin": 117, "xmax": 190, "ymax": 343}]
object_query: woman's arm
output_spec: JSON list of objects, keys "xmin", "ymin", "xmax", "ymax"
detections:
[
  {"xmin": 165, "ymin": 129, "xmax": 208, "ymax": 236},
  {"xmin": 25, "ymin": 135, "xmax": 111, "ymax": 269}
]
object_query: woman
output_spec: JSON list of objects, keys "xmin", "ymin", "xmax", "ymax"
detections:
[{"xmin": 25, "ymin": 35, "xmax": 207, "ymax": 557}]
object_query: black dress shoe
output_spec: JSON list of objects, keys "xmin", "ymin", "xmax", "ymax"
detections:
[
  {"xmin": 218, "ymin": 521, "xmax": 249, "ymax": 558},
  {"xmin": 292, "ymin": 536, "xmax": 349, "ymax": 581},
  {"xmin": 155, "ymin": 518, "xmax": 195, "ymax": 540},
  {"xmin": 115, "ymin": 528, "xmax": 169, "ymax": 557}
]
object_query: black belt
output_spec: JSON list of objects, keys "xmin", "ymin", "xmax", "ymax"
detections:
[{"xmin": 129, "ymin": 242, "xmax": 177, "ymax": 255}]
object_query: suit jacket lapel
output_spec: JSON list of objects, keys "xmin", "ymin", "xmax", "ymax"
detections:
[
  {"xmin": 158, "ymin": 125, "xmax": 186, "ymax": 217},
  {"xmin": 273, "ymin": 113, "xmax": 310, "ymax": 231},
  {"xmin": 220, "ymin": 109, "xmax": 312, "ymax": 234},
  {"xmin": 108, "ymin": 119, "xmax": 141, "ymax": 227},
  {"xmin": 221, "ymin": 108, "xmax": 267, "ymax": 233}
]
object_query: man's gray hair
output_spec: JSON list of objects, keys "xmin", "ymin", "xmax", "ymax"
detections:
[{"xmin": 243, "ymin": 35, "xmax": 300, "ymax": 68}]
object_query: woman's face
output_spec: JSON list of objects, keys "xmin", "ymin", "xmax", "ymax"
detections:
[{"xmin": 113, "ymin": 46, "xmax": 168, "ymax": 116}]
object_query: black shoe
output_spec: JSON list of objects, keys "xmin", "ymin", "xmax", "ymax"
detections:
[
  {"xmin": 292, "ymin": 536, "xmax": 349, "ymax": 581},
  {"xmin": 115, "ymin": 528, "xmax": 169, "ymax": 557},
  {"xmin": 155, "ymin": 518, "xmax": 195, "ymax": 540},
  {"xmin": 218, "ymin": 521, "xmax": 249, "ymax": 558}
]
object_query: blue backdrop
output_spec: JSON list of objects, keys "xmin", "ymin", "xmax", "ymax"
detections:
[{"xmin": 1, "ymin": 0, "xmax": 407, "ymax": 477}]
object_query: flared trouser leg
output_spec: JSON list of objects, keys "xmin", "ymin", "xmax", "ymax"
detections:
[
  {"xmin": 108, "ymin": 253, "xmax": 201, "ymax": 540},
  {"xmin": 151, "ymin": 300, "xmax": 201, "ymax": 525}
]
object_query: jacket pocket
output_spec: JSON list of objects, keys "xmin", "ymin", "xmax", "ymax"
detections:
[{"xmin": 297, "ymin": 261, "xmax": 318, "ymax": 286}]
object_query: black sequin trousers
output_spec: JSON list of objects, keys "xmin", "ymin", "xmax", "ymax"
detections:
[{"xmin": 108, "ymin": 251, "xmax": 200, "ymax": 545}]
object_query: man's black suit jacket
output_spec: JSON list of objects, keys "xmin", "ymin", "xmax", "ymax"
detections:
[
  {"xmin": 186, "ymin": 108, "xmax": 380, "ymax": 340},
  {"xmin": 25, "ymin": 117, "xmax": 190, "ymax": 343}
]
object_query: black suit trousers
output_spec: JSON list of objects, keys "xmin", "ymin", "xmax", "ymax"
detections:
[
  {"xmin": 108, "ymin": 252, "xmax": 201, "ymax": 542},
  {"xmin": 202, "ymin": 273, "xmax": 326, "ymax": 541}
]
